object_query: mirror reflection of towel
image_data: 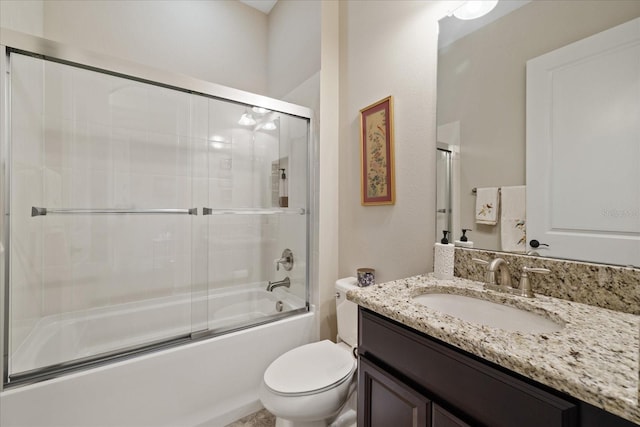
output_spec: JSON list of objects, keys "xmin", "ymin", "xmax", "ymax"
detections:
[
  {"xmin": 475, "ymin": 187, "xmax": 499, "ymax": 225},
  {"xmin": 501, "ymin": 186, "xmax": 526, "ymax": 252}
]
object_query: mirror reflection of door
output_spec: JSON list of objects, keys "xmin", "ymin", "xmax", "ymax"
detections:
[
  {"xmin": 436, "ymin": 1, "xmax": 640, "ymax": 265},
  {"xmin": 527, "ymin": 17, "xmax": 640, "ymax": 267}
]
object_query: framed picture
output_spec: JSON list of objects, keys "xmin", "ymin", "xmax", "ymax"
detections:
[{"xmin": 360, "ymin": 96, "xmax": 395, "ymax": 205}]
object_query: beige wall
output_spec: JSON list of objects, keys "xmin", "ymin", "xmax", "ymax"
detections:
[
  {"xmin": 337, "ymin": 1, "xmax": 446, "ymax": 287},
  {"xmin": 438, "ymin": 1, "xmax": 640, "ymax": 251},
  {"xmin": 0, "ymin": 0, "xmax": 43, "ymax": 36},
  {"xmin": 316, "ymin": 1, "xmax": 341, "ymax": 341},
  {"xmin": 268, "ymin": 0, "xmax": 321, "ymax": 99}
]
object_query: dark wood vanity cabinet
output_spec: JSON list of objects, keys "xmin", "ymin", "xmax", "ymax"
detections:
[
  {"xmin": 359, "ymin": 356, "xmax": 430, "ymax": 426},
  {"xmin": 432, "ymin": 404, "xmax": 471, "ymax": 427},
  {"xmin": 357, "ymin": 308, "xmax": 637, "ymax": 427},
  {"xmin": 359, "ymin": 356, "xmax": 471, "ymax": 427}
]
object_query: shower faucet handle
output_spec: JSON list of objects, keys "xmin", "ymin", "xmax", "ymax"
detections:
[{"xmin": 274, "ymin": 249, "xmax": 294, "ymax": 271}]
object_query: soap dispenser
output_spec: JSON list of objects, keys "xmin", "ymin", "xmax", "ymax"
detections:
[
  {"xmin": 434, "ymin": 230, "xmax": 454, "ymax": 280},
  {"xmin": 454, "ymin": 229, "xmax": 474, "ymax": 248},
  {"xmin": 278, "ymin": 168, "xmax": 288, "ymax": 208}
]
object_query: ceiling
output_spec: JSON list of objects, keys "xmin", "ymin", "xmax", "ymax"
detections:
[{"xmin": 239, "ymin": 0, "xmax": 278, "ymax": 14}]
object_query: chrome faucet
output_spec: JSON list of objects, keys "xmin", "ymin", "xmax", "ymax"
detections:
[
  {"xmin": 473, "ymin": 258, "xmax": 551, "ymax": 298},
  {"xmin": 473, "ymin": 257, "xmax": 512, "ymax": 291},
  {"xmin": 274, "ymin": 249, "xmax": 294, "ymax": 271},
  {"xmin": 267, "ymin": 277, "xmax": 290, "ymax": 292},
  {"xmin": 487, "ymin": 258, "xmax": 512, "ymax": 288},
  {"xmin": 518, "ymin": 266, "xmax": 550, "ymax": 297}
]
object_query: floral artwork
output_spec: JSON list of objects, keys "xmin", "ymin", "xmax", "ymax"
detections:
[
  {"xmin": 360, "ymin": 96, "xmax": 395, "ymax": 205},
  {"xmin": 365, "ymin": 110, "xmax": 388, "ymax": 198}
]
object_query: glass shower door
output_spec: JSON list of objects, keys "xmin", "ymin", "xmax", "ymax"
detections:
[
  {"xmin": 5, "ymin": 50, "xmax": 311, "ymax": 384},
  {"xmin": 202, "ymin": 99, "xmax": 309, "ymax": 333},
  {"xmin": 436, "ymin": 148, "xmax": 452, "ymax": 239},
  {"xmin": 7, "ymin": 53, "xmax": 200, "ymax": 379}
]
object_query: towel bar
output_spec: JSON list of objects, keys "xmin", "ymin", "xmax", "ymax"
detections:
[{"xmin": 31, "ymin": 207, "xmax": 198, "ymax": 216}]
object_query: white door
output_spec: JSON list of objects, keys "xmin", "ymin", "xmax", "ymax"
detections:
[{"xmin": 526, "ymin": 17, "xmax": 640, "ymax": 267}]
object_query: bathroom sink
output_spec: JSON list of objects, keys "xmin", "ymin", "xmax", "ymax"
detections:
[{"xmin": 412, "ymin": 293, "xmax": 564, "ymax": 333}]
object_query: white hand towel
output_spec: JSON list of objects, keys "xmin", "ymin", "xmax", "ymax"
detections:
[
  {"xmin": 475, "ymin": 187, "xmax": 500, "ymax": 225},
  {"xmin": 500, "ymin": 185, "xmax": 526, "ymax": 252}
]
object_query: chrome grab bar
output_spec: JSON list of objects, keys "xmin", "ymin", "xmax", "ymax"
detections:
[
  {"xmin": 32, "ymin": 207, "xmax": 197, "ymax": 217},
  {"xmin": 202, "ymin": 207, "xmax": 305, "ymax": 215}
]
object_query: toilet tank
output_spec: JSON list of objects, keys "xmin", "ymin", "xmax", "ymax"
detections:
[{"xmin": 335, "ymin": 277, "xmax": 359, "ymax": 348}]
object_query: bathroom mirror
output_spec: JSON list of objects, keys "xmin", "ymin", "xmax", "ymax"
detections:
[{"xmin": 436, "ymin": 0, "xmax": 640, "ymax": 266}]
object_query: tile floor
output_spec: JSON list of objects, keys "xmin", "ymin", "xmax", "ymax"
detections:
[{"xmin": 225, "ymin": 409, "xmax": 276, "ymax": 427}]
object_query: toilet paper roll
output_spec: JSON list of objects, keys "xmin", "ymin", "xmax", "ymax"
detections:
[{"xmin": 434, "ymin": 243, "xmax": 454, "ymax": 280}]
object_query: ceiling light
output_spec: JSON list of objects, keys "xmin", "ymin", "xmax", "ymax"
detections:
[
  {"xmin": 262, "ymin": 121, "xmax": 277, "ymax": 131},
  {"xmin": 252, "ymin": 107, "xmax": 269, "ymax": 114},
  {"xmin": 453, "ymin": 0, "xmax": 498, "ymax": 20},
  {"xmin": 238, "ymin": 110, "xmax": 257, "ymax": 126}
]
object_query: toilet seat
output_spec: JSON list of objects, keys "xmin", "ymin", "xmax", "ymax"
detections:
[{"xmin": 264, "ymin": 340, "xmax": 356, "ymax": 397}]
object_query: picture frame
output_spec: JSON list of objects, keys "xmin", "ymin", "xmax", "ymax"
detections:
[{"xmin": 360, "ymin": 96, "xmax": 395, "ymax": 205}]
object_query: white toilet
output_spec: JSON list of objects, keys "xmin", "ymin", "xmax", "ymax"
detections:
[{"xmin": 259, "ymin": 277, "xmax": 359, "ymax": 427}]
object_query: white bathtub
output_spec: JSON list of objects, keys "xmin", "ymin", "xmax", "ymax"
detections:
[
  {"xmin": 1, "ymin": 285, "xmax": 317, "ymax": 426},
  {"xmin": 11, "ymin": 284, "xmax": 303, "ymax": 374}
]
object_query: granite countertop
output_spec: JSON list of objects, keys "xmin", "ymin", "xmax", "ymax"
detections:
[{"xmin": 347, "ymin": 274, "xmax": 640, "ymax": 424}]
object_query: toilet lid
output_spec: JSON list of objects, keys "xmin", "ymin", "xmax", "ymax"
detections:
[{"xmin": 264, "ymin": 340, "xmax": 356, "ymax": 395}]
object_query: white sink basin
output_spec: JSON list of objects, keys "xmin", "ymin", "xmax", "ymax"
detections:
[{"xmin": 413, "ymin": 293, "xmax": 564, "ymax": 334}]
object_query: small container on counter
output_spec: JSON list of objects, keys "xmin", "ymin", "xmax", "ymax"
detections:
[{"xmin": 357, "ymin": 268, "xmax": 375, "ymax": 287}]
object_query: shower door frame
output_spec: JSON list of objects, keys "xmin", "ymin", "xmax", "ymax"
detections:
[
  {"xmin": 435, "ymin": 141, "xmax": 460, "ymax": 244},
  {"xmin": 0, "ymin": 28, "xmax": 315, "ymax": 389}
]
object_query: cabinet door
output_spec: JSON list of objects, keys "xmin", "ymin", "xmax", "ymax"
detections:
[
  {"xmin": 432, "ymin": 404, "xmax": 471, "ymax": 427},
  {"xmin": 358, "ymin": 356, "xmax": 430, "ymax": 427}
]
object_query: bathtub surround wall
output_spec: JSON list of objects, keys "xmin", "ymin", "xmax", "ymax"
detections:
[
  {"xmin": 454, "ymin": 248, "xmax": 640, "ymax": 315},
  {"xmin": 0, "ymin": 0, "xmax": 333, "ymax": 343},
  {"xmin": 6, "ymin": 50, "xmax": 310, "ymax": 374}
]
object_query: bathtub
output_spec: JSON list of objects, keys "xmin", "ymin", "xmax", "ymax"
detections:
[
  {"xmin": 10, "ymin": 284, "xmax": 305, "ymax": 375},
  {"xmin": 1, "ymin": 285, "xmax": 316, "ymax": 426}
]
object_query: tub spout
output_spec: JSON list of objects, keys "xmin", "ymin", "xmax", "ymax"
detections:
[{"xmin": 267, "ymin": 277, "xmax": 291, "ymax": 292}]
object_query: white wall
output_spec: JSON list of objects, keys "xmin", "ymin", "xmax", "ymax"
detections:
[
  {"xmin": 42, "ymin": 0, "xmax": 269, "ymax": 95},
  {"xmin": 1, "ymin": 0, "xmax": 324, "ymax": 101},
  {"xmin": 267, "ymin": 0, "xmax": 321, "ymax": 99},
  {"xmin": 316, "ymin": 1, "xmax": 341, "ymax": 341},
  {"xmin": 338, "ymin": 1, "xmax": 447, "ymax": 284},
  {"xmin": 0, "ymin": 0, "xmax": 43, "ymax": 37}
]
